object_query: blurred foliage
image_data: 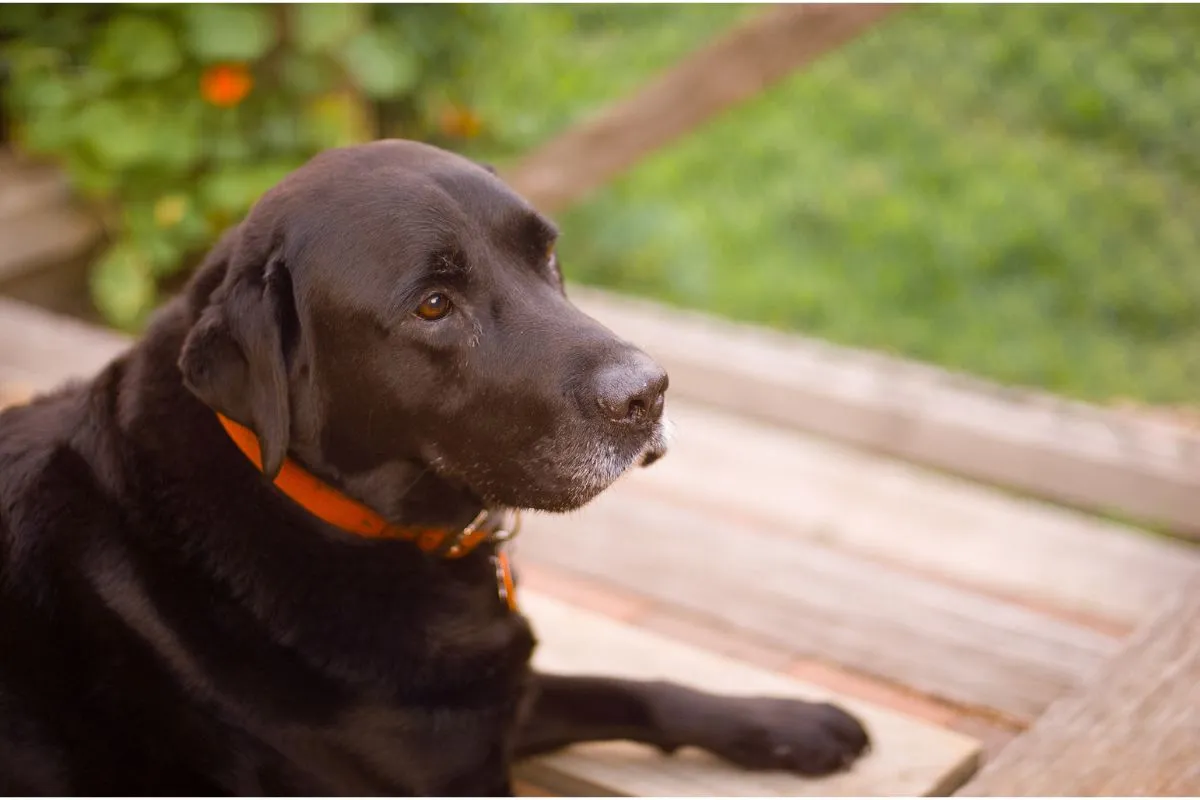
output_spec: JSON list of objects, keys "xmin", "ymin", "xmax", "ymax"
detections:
[
  {"xmin": 465, "ymin": 4, "xmax": 1200, "ymax": 405},
  {"xmin": 1, "ymin": 3, "xmax": 498, "ymax": 328},
  {"xmin": 4, "ymin": 4, "xmax": 1200, "ymax": 404},
  {"xmin": 463, "ymin": 4, "xmax": 754, "ymax": 158}
]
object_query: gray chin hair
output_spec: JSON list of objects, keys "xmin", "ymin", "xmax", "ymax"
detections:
[
  {"xmin": 637, "ymin": 414, "xmax": 674, "ymax": 468},
  {"xmin": 564, "ymin": 414, "xmax": 676, "ymax": 490}
]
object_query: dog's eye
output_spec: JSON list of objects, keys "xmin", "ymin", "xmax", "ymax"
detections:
[{"xmin": 415, "ymin": 293, "xmax": 453, "ymax": 321}]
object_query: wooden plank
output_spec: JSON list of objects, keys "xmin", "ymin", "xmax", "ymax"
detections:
[
  {"xmin": 0, "ymin": 382, "xmax": 34, "ymax": 410},
  {"xmin": 571, "ymin": 287, "xmax": 1200, "ymax": 540},
  {"xmin": 517, "ymin": 490, "xmax": 1120, "ymax": 722},
  {"xmin": 634, "ymin": 400, "xmax": 1200, "ymax": 631},
  {"xmin": 504, "ymin": 4, "xmax": 901, "ymax": 213},
  {"xmin": 0, "ymin": 203, "xmax": 98, "ymax": 283},
  {"xmin": 959, "ymin": 573, "xmax": 1200, "ymax": 796},
  {"xmin": 944, "ymin": 715, "xmax": 1019, "ymax": 768},
  {"xmin": 0, "ymin": 297, "xmax": 128, "ymax": 390},
  {"xmin": 521, "ymin": 592, "xmax": 981, "ymax": 797},
  {"xmin": 0, "ymin": 156, "xmax": 100, "ymax": 282},
  {"xmin": 0, "ymin": 153, "xmax": 71, "ymax": 221},
  {"xmin": 522, "ymin": 560, "xmax": 1018, "ymax": 747}
]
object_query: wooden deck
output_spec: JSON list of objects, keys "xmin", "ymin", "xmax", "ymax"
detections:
[
  {"xmin": 3, "ymin": 293, "xmax": 1198, "ymax": 796},
  {"xmin": 962, "ymin": 573, "xmax": 1200, "ymax": 796}
]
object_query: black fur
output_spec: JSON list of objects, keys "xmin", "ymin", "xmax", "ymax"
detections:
[{"xmin": 0, "ymin": 141, "xmax": 868, "ymax": 795}]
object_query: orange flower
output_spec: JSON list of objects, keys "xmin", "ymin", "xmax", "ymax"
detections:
[
  {"xmin": 200, "ymin": 64, "xmax": 253, "ymax": 108},
  {"xmin": 438, "ymin": 104, "xmax": 483, "ymax": 139}
]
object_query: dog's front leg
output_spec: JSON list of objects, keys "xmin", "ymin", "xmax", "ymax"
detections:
[{"xmin": 513, "ymin": 673, "xmax": 869, "ymax": 777}]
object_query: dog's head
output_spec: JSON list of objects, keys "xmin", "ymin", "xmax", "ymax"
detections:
[{"xmin": 178, "ymin": 140, "xmax": 669, "ymax": 520}]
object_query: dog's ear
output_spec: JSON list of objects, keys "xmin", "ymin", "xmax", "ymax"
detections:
[
  {"xmin": 475, "ymin": 161, "xmax": 498, "ymax": 176},
  {"xmin": 179, "ymin": 228, "xmax": 296, "ymax": 479}
]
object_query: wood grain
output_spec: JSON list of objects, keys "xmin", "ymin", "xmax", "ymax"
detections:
[
  {"xmin": 517, "ymin": 489, "xmax": 1120, "ymax": 722},
  {"xmin": 521, "ymin": 592, "xmax": 981, "ymax": 797},
  {"xmin": 959, "ymin": 573, "xmax": 1200, "ymax": 796},
  {"xmin": 0, "ymin": 153, "xmax": 70, "ymax": 220},
  {"xmin": 630, "ymin": 400, "xmax": 1200, "ymax": 631},
  {"xmin": 0, "ymin": 382, "xmax": 33, "ymax": 410},
  {"xmin": 504, "ymin": 4, "xmax": 901, "ymax": 213},
  {"xmin": 571, "ymin": 287, "xmax": 1200, "ymax": 540},
  {"xmin": 0, "ymin": 156, "xmax": 100, "ymax": 282},
  {"xmin": 0, "ymin": 297, "xmax": 128, "ymax": 390}
]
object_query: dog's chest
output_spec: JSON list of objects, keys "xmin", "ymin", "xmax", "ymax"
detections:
[
  {"xmin": 172, "ymin": 615, "xmax": 534, "ymax": 795},
  {"xmin": 74, "ymin": 533, "xmax": 538, "ymax": 795},
  {"xmin": 224, "ymin": 606, "xmax": 536, "ymax": 795},
  {"xmin": 244, "ymin": 693, "xmax": 523, "ymax": 794}
]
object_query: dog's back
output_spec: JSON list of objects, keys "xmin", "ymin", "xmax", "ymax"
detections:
[{"xmin": 0, "ymin": 373, "xmax": 231, "ymax": 793}]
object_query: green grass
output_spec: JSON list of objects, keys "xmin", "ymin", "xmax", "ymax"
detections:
[
  {"xmin": 464, "ymin": 5, "xmax": 1200, "ymax": 405},
  {"xmin": 464, "ymin": 5, "xmax": 756, "ymax": 153}
]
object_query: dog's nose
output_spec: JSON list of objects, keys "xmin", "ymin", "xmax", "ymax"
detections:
[{"xmin": 593, "ymin": 352, "xmax": 668, "ymax": 427}]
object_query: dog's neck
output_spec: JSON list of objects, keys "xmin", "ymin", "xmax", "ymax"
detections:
[
  {"xmin": 278, "ymin": 419, "xmax": 499, "ymax": 542},
  {"xmin": 215, "ymin": 410, "xmax": 515, "ymax": 559}
]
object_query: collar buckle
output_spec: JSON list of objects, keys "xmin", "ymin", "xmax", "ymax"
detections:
[{"xmin": 440, "ymin": 508, "xmax": 522, "ymax": 558}]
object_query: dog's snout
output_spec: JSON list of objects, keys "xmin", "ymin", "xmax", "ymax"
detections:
[{"xmin": 593, "ymin": 352, "xmax": 668, "ymax": 427}]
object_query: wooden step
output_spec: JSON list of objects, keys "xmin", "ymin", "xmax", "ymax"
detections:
[
  {"xmin": 627, "ymin": 401, "xmax": 1200, "ymax": 632},
  {"xmin": 521, "ymin": 592, "xmax": 981, "ymax": 797},
  {"xmin": 571, "ymin": 287, "xmax": 1200, "ymax": 540},
  {"xmin": 0, "ymin": 296, "xmax": 128, "ymax": 388},
  {"xmin": 960, "ymin": 573, "xmax": 1200, "ymax": 796},
  {"xmin": 0, "ymin": 154, "xmax": 100, "ymax": 283},
  {"xmin": 519, "ymin": 489, "xmax": 1119, "ymax": 724}
]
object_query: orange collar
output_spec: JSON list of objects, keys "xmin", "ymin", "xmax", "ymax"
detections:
[
  {"xmin": 216, "ymin": 413, "xmax": 519, "ymax": 610},
  {"xmin": 215, "ymin": 412, "xmax": 512, "ymax": 560}
]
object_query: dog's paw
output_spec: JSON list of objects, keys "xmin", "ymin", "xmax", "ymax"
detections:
[{"xmin": 697, "ymin": 697, "xmax": 871, "ymax": 777}]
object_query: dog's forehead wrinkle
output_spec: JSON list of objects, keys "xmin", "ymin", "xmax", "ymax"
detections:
[{"xmin": 273, "ymin": 169, "xmax": 551, "ymax": 324}]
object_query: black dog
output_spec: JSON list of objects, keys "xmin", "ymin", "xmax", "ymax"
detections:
[{"xmin": 0, "ymin": 140, "xmax": 869, "ymax": 795}]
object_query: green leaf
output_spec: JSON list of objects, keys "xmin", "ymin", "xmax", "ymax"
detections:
[
  {"xmin": 339, "ymin": 28, "xmax": 418, "ymax": 99},
  {"xmin": 168, "ymin": 196, "xmax": 215, "ymax": 253},
  {"xmin": 17, "ymin": 104, "xmax": 77, "ymax": 154},
  {"xmin": 279, "ymin": 51, "xmax": 338, "ymax": 95},
  {"xmin": 119, "ymin": 193, "xmax": 210, "ymax": 271},
  {"xmin": 291, "ymin": 4, "xmax": 366, "ymax": 53},
  {"xmin": 145, "ymin": 235, "xmax": 182, "ymax": 276},
  {"xmin": 122, "ymin": 200, "xmax": 184, "ymax": 276},
  {"xmin": 5, "ymin": 43, "xmax": 69, "ymax": 112},
  {"xmin": 199, "ymin": 161, "xmax": 299, "ymax": 215},
  {"xmin": 0, "ymin": 4, "xmax": 43, "ymax": 33},
  {"xmin": 90, "ymin": 243, "xmax": 157, "ymax": 330},
  {"xmin": 62, "ymin": 151, "xmax": 116, "ymax": 199},
  {"xmin": 76, "ymin": 99, "xmax": 155, "ymax": 169},
  {"xmin": 69, "ymin": 92, "xmax": 200, "ymax": 173},
  {"xmin": 5, "ymin": 51, "xmax": 73, "ymax": 115},
  {"xmin": 304, "ymin": 92, "xmax": 373, "ymax": 149},
  {"xmin": 182, "ymin": 5, "xmax": 277, "ymax": 62},
  {"xmin": 146, "ymin": 97, "xmax": 204, "ymax": 171},
  {"xmin": 259, "ymin": 109, "xmax": 303, "ymax": 152},
  {"xmin": 93, "ymin": 14, "xmax": 180, "ymax": 80}
]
